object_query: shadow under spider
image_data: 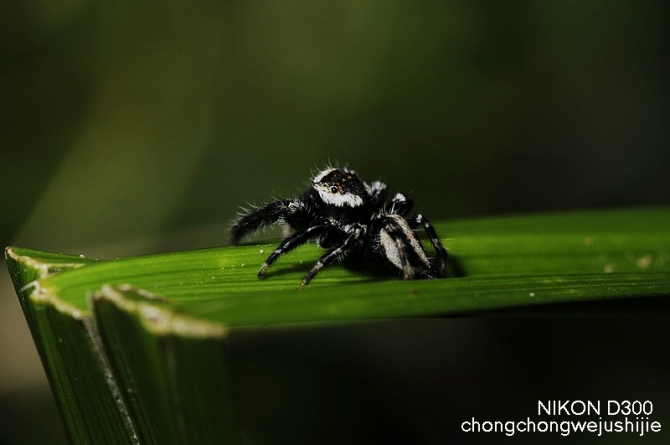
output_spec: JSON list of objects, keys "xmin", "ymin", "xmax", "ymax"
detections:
[
  {"xmin": 253, "ymin": 249, "xmax": 466, "ymax": 282},
  {"xmin": 341, "ymin": 254, "xmax": 466, "ymax": 280}
]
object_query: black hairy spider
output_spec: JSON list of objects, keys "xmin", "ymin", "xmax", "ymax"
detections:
[{"xmin": 230, "ymin": 167, "xmax": 447, "ymax": 288}]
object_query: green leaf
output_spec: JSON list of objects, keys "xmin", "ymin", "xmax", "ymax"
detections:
[
  {"xmin": 91, "ymin": 286, "xmax": 238, "ymax": 445},
  {"xmin": 6, "ymin": 249, "xmax": 136, "ymax": 444},
  {"xmin": 6, "ymin": 208, "xmax": 670, "ymax": 443}
]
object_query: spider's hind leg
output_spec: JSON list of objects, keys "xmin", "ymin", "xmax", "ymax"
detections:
[
  {"xmin": 369, "ymin": 181, "xmax": 389, "ymax": 207},
  {"xmin": 387, "ymin": 192, "xmax": 414, "ymax": 216},
  {"xmin": 407, "ymin": 214, "xmax": 447, "ymax": 278}
]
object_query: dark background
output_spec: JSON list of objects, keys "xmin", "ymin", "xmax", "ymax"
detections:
[{"xmin": 1, "ymin": 1, "xmax": 668, "ymax": 443}]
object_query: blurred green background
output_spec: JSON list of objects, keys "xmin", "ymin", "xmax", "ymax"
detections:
[{"xmin": 1, "ymin": 1, "xmax": 668, "ymax": 443}]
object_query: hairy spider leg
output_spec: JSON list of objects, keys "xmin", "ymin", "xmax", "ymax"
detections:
[
  {"xmin": 392, "ymin": 235, "xmax": 412, "ymax": 280},
  {"xmin": 378, "ymin": 215, "xmax": 431, "ymax": 280},
  {"xmin": 258, "ymin": 223, "xmax": 329, "ymax": 278},
  {"xmin": 382, "ymin": 230, "xmax": 412, "ymax": 280},
  {"xmin": 299, "ymin": 226, "xmax": 364, "ymax": 289},
  {"xmin": 231, "ymin": 199, "xmax": 299, "ymax": 245},
  {"xmin": 407, "ymin": 214, "xmax": 447, "ymax": 277},
  {"xmin": 369, "ymin": 181, "xmax": 389, "ymax": 207},
  {"xmin": 386, "ymin": 192, "xmax": 414, "ymax": 216}
]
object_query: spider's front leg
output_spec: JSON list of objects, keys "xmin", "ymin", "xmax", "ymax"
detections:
[
  {"xmin": 230, "ymin": 199, "xmax": 298, "ymax": 245},
  {"xmin": 299, "ymin": 225, "xmax": 364, "ymax": 289}
]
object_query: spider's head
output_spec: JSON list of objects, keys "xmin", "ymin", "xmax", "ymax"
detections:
[{"xmin": 312, "ymin": 168, "xmax": 370, "ymax": 208}]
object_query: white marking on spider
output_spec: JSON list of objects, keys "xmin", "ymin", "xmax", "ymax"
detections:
[
  {"xmin": 312, "ymin": 168, "xmax": 337, "ymax": 183},
  {"xmin": 379, "ymin": 215, "xmax": 430, "ymax": 277},
  {"xmin": 314, "ymin": 185, "xmax": 364, "ymax": 207},
  {"xmin": 371, "ymin": 181, "xmax": 386, "ymax": 192}
]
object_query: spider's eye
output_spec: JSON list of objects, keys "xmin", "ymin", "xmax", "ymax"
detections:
[{"xmin": 329, "ymin": 185, "xmax": 338, "ymax": 193}]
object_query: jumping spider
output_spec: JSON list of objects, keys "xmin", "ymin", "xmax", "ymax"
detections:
[{"xmin": 230, "ymin": 167, "xmax": 447, "ymax": 288}]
